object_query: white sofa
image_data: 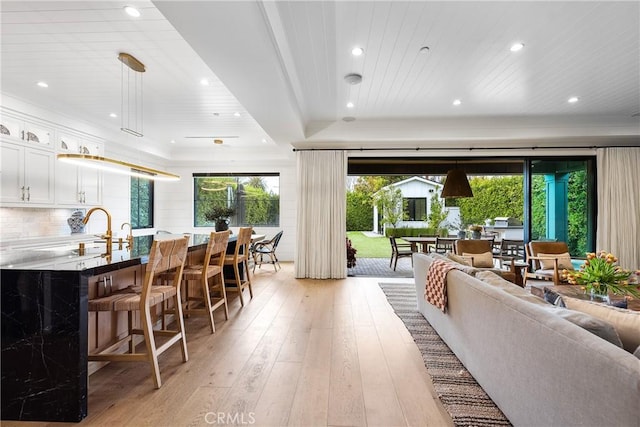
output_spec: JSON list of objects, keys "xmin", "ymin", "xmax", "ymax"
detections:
[{"xmin": 413, "ymin": 252, "xmax": 640, "ymax": 427}]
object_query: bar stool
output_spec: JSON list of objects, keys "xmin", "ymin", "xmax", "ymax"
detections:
[
  {"xmin": 181, "ymin": 231, "xmax": 230, "ymax": 333},
  {"xmin": 224, "ymin": 227, "xmax": 254, "ymax": 306},
  {"xmin": 88, "ymin": 236, "xmax": 189, "ymax": 389}
]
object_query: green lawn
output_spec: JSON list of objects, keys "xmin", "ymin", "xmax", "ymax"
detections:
[{"xmin": 347, "ymin": 231, "xmax": 392, "ymax": 258}]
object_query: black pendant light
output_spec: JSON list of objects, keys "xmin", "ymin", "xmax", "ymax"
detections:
[{"xmin": 441, "ymin": 166, "xmax": 473, "ymax": 198}]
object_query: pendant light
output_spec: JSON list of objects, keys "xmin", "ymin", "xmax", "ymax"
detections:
[
  {"xmin": 441, "ymin": 163, "xmax": 473, "ymax": 198},
  {"xmin": 119, "ymin": 52, "xmax": 145, "ymax": 137}
]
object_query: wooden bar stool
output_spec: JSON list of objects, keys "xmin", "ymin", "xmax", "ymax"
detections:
[
  {"xmin": 224, "ymin": 227, "xmax": 254, "ymax": 306},
  {"xmin": 181, "ymin": 231, "xmax": 230, "ymax": 333},
  {"xmin": 88, "ymin": 236, "xmax": 189, "ymax": 389}
]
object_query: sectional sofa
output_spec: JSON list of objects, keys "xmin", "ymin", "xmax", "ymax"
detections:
[{"xmin": 413, "ymin": 252, "xmax": 640, "ymax": 427}]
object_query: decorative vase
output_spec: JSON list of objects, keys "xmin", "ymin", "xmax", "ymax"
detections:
[
  {"xmin": 67, "ymin": 210, "xmax": 86, "ymax": 234},
  {"xmin": 472, "ymin": 231, "xmax": 481, "ymax": 239},
  {"xmin": 457, "ymin": 230, "xmax": 466, "ymax": 239},
  {"xmin": 215, "ymin": 219, "xmax": 229, "ymax": 232},
  {"xmin": 589, "ymin": 287, "xmax": 610, "ymax": 304}
]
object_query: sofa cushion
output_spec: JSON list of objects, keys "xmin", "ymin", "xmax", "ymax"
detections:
[
  {"xmin": 563, "ymin": 296, "xmax": 640, "ymax": 352},
  {"xmin": 536, "ymin": 305, "xmax": 623, "ymax": 348},
  {"xmin": 462, "ymin": 251, "xmax": 494, "ymax": 268},
  {"xmin": 476, "ymin": 271, "xmax": 549, "ymax": 306},
  {"xmin": 475, "ymin": 271, "xmax": 622, "ymax": 347},
  {"xmin": 537, "ymin": 252, "xmax": 574, "ymax": 270}
]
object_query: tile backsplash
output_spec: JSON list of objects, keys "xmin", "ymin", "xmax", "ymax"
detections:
[{"xmin": 0, "ymin": 208, "xmax": 81, "ymax": 241}]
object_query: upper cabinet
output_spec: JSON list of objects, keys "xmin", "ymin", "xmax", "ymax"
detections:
[
  {"xmin": 1, "ymin": 140, "xmax": 55, "ymax": 205},
  {"xmin": 0, "ymin": 108, "xmax": 104, "ymax": 207},
  {"xmin": 0, "ymin": 113, "xmax": 53, "ymax": 147},
  {"xmin": 55, "ymin": 132, "xmax": 103, "ymax": 206}
]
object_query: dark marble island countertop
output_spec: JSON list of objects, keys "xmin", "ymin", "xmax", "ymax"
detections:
[
  {"xmin": 0, "ymin": 232, "xmax": 233, "ymax": 423},
  {"xmin": 0, "ymin": 233, "xmax": 218, "ymax": 274}
]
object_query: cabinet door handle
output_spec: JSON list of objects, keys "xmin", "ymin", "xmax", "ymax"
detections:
[
  {"xmin": 21, "ymin": 130, "xmax": 25, "ymax": 140},
  {"xmin": 82, "ymin": 191, "xmax": 86, "ymax": 203},
  {"xmin": 27, "ymin": 186, "xmax": 30, "ymax": 201},
  {"xmin": 21, "ymin": 186, "xmax": 25, "ymax": 201}
]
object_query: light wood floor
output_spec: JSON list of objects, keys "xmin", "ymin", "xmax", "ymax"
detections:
[{"xmin": 8, "ymin": 263, "xmax": 453, "ymax": 427}]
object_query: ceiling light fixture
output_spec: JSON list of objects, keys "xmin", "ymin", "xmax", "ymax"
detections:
[
  {"xmin": 124, "ymin": 6, "xmax": 141, "ymax": 17},
  {"xmin": 568, "ymin": 96, "xmax": 579, "ymax": 103},
  {"xmin": 118, "ymin": 52, "xmax": 145, "ymax": 137},
  {"xmin": 347, "ymin": 102, "xmax": 354, "ymax": 108},
  {"xmin": 200, "ymin": 78, "xmax": 209, "ymax": 86},
  {"xmin": 420, "ymin": 46, "xmax": 430, "ymax": 53},
  {"xmin": 37, "ymin": 81, "xmax": 48, "ymax": 88},
  {"xmin": 233, "ymin": 112, "xmax": 241, "ymax": 117},
  {"xmin": 351, "ymin": 47, "xmax": 364, "ymax": 56},
  {"xmin": 441, "ymin": 165, "xmax": 473, "ymax": 198},
  {"xmin": 510, "ymin": 42, "xmax": 524, "ymax": 52},
  {"xmin": 344, "ymin": 73, "xmax": 363, "ymax": 85},
  {"xmin": 261, "ymin": 138, "xmax": 267, "ymax": 143},
  {"xmin": 170, "ymin": 139, "xmax": 175, "ymax": 144},
  {"xmin": 453, "ymin": 99, "xmax": 462, "ymax": 106},
  {"xmin": 57, "ymin": 154, "xmax": 180, "ymax": 181},
  {"xmin": 109, "ymin": 113, "xmax": 117, "ymax": 118}
]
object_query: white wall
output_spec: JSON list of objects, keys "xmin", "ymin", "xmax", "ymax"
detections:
[{"xmin": 155, "ymin": 160, "xmax": 297, "ymax": 262}]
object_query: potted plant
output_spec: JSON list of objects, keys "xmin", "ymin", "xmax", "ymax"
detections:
[
  {"xmin": 468, "ymin": 224, "xmax": 483, "ymax": 239},
  {"xmin": 205, "ymin": 205, "xmax": 235, "ymax": 231}
]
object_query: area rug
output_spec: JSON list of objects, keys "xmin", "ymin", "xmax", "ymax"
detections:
[{"xmin": 378, "ymin": 282, "xmax": 511, "ymax": 427}]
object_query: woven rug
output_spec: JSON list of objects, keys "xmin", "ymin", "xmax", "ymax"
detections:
[{"xmin": 378, "ymin": 282, "xmax": 511, "ymax": 427}]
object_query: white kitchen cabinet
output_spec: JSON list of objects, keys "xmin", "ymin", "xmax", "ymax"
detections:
[
  {"xmin": 0, "ymin": 113, "xmax": 53, "ymax": 147},
  {"xmin": 55, "ymin": 134, "xmax": 103, "ymax": 206},
  {"xmin": 1, "ymin": 139, "xmax": 55, "ymax": 205}
]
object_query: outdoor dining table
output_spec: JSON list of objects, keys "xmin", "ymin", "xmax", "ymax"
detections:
[{"xmin": 401, "ymin": 236, "xmax": 437, "ymax": 253}]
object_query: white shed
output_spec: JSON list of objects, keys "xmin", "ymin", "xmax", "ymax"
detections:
[{"xmin": 373, "ymin": 176, "xmax": 460, "ymax": 235}]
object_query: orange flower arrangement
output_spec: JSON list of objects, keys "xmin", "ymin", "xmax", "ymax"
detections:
[{"xmin": 563, "ymin": 251, "xmax": 640, "ymax": 298}]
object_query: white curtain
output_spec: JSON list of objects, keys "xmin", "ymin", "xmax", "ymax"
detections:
[
  {"xmin": 596, "ymin": 147, "xmax": 640, "ymax": 269},
  {"xmin": 295, "ymin": 151, "xmax": 347, "ymax": 279}
]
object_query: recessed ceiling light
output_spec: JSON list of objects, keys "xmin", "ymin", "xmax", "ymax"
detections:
[
  {"xmin": 568, "ymin": 96, "xmax": 579, "ymax": 103},
  {"xmin": 453, "ymin": 99, "xmax": 462, "ymax": 106},
  {"xmin": 346, "ymin": 102, "xmax": 354, "ymax": 108},
  {"xmin": 213, "ymin": 112, "xmax": 219, "ymax": 116},
  {"xmin": 200, "ymin": 78, "xmax": 209, "ymax": 86},
  {"xmin": 351, "ymin": 47, "xmax": 364, "ymax": 56},
  {"xmin": 36, "ymin": 81, "xmax": 48, "ymax": 88},
  {"xmin": 261, "ymin": 138, "xmax": 267, "ymax": 144},
  {"xmin": 170, "ymin": 139, "xmax": 175, "ymax": 144},
  {"xmin": 124, "ymin": 6, "xmax": 141, "ymax": 18},
  {"xmin": 109, "ymin": 113, "xmax": 117, "ymax": 118},
  {"xmin": 420, "ymin": 46, "xmax": 430, "ymax": 53},
  {"xmin": 233, "ymin": 112, "xmax": 241, "ymax": 117},
  {"xmin": 510, "ymin": 42, "xmax": 524, "ymax": 52}
]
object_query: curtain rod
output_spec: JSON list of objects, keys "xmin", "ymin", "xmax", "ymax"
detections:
[{"xmin": 291, "ymin": 145, "xmax": 615, "ymax": 152}]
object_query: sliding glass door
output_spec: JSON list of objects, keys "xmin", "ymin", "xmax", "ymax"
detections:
[{"xmin": 528, "ymin": 159, "xmax": 595, "ymax": 256}]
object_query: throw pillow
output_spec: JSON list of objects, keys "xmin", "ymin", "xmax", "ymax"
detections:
[
  {"xmin": 462, "ymin": 251, "xmax": 494, "ymax": 268},
  {"xmin": 537, "ymin": 252, "xmax": 574, "ymax": 270},
  {"xmin": 446, "ymin": 253, "xmax": 473, "ymax": 266},
  {"xmin": 634, "ymin": 345, "xmax": 640, "ymax": 359},
  {"xmin": 563, "ymin": 296, "xmax": 640, "ymax": 353},
  {"xmin": 537, "ymin": 305, "xmax": 623, "ymax": 348}
]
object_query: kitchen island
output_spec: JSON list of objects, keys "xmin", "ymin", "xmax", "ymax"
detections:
[{"xmin": 0, "ymin": 233, "xmax": 248, "ymax": 422}]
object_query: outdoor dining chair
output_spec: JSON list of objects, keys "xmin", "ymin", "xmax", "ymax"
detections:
[{"xmin": 252, "ymin": 230, "xmax": 283, "ymax": 272}]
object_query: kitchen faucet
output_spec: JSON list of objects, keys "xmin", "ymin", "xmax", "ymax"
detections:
[
  {"xmin": 82, "ymin": 207, "xmax": 112, "ymax": 257},
  {"xmin": 121, "ymin": 222, "xmax": 133, "ymax": 249}
]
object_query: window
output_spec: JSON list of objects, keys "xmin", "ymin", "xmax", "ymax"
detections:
[
  {"xmin": 131, "ymin": 176, "xmax": 153, "ymax": 229},
  {"xmin": 193, "ymin": 174, "xmax": 280, "ymax": 227},
  {"xmin": 404, "ymin": 197, "xmax": 426, "ymax": 221}
]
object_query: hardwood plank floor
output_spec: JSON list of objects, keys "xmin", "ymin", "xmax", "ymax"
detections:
[{"xmin": 5, "ymin": 264, "xmax": 453, "ymax": 427}]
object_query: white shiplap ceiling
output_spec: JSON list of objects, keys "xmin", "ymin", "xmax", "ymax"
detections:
[{"xmin": 2, "ymin": 1, "xmax": 639, "ymax": 161}]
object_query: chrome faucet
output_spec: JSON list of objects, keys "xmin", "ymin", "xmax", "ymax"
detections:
[
  {"xmin": 121, "ymin": 222, "xmax": 133, "ymax": 249},
  {"xmin": 82, "ymin": 207, "xmax": 112, "ymax": 257}
]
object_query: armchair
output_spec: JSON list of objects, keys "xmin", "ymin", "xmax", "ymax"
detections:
[{"xmin": 525, "ymin": 241, "xmax": 575, "ymax": 286}]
